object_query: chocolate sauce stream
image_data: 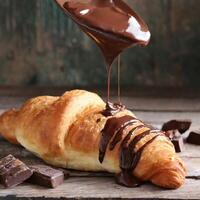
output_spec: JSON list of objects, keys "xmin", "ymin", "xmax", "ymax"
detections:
[
  {"xmin": 117, "ymin": 55, "xmax": 121, "ymax": 103},
  {"xmin": 54, "ymin": 0, "xmax": 153, "ymax": 187},
  {"xmin": 116, "ymin": 134, "xmax": 160, "ymax": 187},
  {"xmin": 107, "ymin": 65, "xmax": 112, "ymax": 102},
  {"xmin": 54, "ymin": 0, "xmax": 151, "ymax": 115}
]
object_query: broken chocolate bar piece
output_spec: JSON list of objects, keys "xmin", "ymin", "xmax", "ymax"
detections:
[
  {"xmin": 171, "ymin": 136, "xmax": 184, "ymax": 153},
  {"xmin": 0, "ymin": 155, "xmax": 32, "ymax": 188},
  {"xmin": 187, "ymin": 130, "xmax": 200, "ymax": 145},
  {"xmin": 28, "ymin": 165, "xmax": 64, "ymax": 188},
  {"xmin": 162, "ymin": 120, "xmax": 191, "ymax": 134}
]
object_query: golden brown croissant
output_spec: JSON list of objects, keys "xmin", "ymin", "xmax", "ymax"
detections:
[{"xmin": 0, "ymin": 90, "xmax": 186, "ymax": 189}]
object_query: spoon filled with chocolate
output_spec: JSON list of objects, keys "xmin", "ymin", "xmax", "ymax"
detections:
[{"xmin": 54, "ymin": 0, "xmax": 151, "ymax": 114}]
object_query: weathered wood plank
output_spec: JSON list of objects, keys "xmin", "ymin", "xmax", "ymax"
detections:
[
  {"xmin": 0, "ymin": 178, "xmax": 200, "ymax": 200},
  {"xmin": 0, "ymin": 135, "xmax": 200, "ymax": 200},
  {"xmin": 0, "ymin": 96, "xmax": 200, "ymax": 199}
]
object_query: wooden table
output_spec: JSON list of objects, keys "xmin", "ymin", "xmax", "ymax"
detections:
[{"xmin": 0, "ymin": 92, "xmax": 200, "ymax": 199}]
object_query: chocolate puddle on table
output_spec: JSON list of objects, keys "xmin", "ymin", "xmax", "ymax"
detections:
[{"xmin": 54, "ymin": 0, "xmax": 152, "ymax": 187}]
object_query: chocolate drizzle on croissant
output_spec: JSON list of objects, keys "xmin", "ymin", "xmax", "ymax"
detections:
[
  {"xmin": 102, "ymin": 102, "xmax": 125, "ymax": 117},
  {"xmin": 99, "ymin": 115, "xmax": 137, "ymax": 163},
  {"xmin": 0, "ymin": 90, "xmax": 186, "ymax": 189},
  {"xmin": 99, "ymin": 115, "xmax": 163, "ymax": 187}
]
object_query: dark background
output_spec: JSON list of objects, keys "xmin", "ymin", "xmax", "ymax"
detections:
[{"xmin": 0, "ymin": 0, "xmax": 200, "ymax": 92}]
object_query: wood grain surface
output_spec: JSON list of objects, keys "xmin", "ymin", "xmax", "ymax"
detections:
[{"xmin": 0, "ymin": 95, "xmax": 200, "ymax": 199}]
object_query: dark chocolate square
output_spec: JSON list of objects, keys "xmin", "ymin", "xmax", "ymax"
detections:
[
  {"xmin": 162, "ymin": 120, "xmax": 191, "ymax": 134},
  {"xmin": 187, "ymin": 130, "xmax": 200, "ymax": 145},
  {"xmin": 28, "ymin": 164, "xmax": 64, "ymax": 188},
  {"xmin": 0, "ymin": 155, "xmax": 33, "ymax": 188}
]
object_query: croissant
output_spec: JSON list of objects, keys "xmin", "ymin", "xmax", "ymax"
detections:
[{"xmin": 0, "ymin": 90, "xmax": 186, "ymax": 189}]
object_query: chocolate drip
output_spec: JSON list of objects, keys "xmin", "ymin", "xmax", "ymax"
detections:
[
  {"xmin": 120, "ymin": 129, "xmax": 150, "ymax": 170},
  {"xmin": 117, "ymin": 55, "xmax": 121, "ymax": 103},
  {"xmin": 99, "ymin": 114, "xmax": 162, "ymax": 187},
  {"xmin": 122, "ymin": 132, "xmax": 160, "ymax": 171},
  {"xmin": 102, "ymin": 101, "xmax": 125, "ymax": 117},
  {"xmin": 99, "ymin": 115, "xmax": 136, "ymax": 163},
  {"xmin": 109, "ymin": 121, "xmax": 142, "ymax": 151},
  {"xmin": 117, "ymin": 134, "xmax": 160, "ymax": 187},
  {"xmin": 54, "ymin": 0, "xmax": 153, "ymax": 187}
]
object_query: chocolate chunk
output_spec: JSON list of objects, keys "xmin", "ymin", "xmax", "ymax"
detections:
[
  {"xmin": 162, "ymin": 120, "xmax": 191, "ymax": 134},
  {"xmin": 28, "ymin": 165, "xmax": 64, "ymax": 188},
  {"xmin": 171, "ymin": 136, "xmax": 184, "ymax": 153},
  {"xmin": 187, "ymin": 130, "xmax": 200, "ymax": 145},
  {"xmin": 0, "ymin": 155, "xmax": 32, "ymax": 188}
]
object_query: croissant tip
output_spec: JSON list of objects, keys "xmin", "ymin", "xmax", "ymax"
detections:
[
  {"xmin": 152, "ymin": 171, "xmax": 185, "ymax": 189},
  {"xmin": 151, "ymin": 159, "xmax": 186, "ymax": 189}
]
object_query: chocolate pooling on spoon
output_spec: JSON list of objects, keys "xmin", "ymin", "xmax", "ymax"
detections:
[{"xmin": 54, "ymin": 0, "xmax": 151, "ymax": 115}]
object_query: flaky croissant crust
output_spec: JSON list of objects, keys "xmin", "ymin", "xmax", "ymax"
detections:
[{"xmin": 0, "ymin": 90, "xmax": 186, "ymax": 189}]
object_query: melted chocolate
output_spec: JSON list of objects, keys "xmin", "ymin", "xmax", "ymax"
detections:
[
  {"xmin": 117, "ymin": 55, "xmax": 121, "ymax": 103},
  {"xmin": 117, "ymin": 134, "xmax": 160, "ymax": 187},
  {"xmin": 55, "ymin": 0, "xmax": 151, "ymax": 110},
  {"xmin": 125, "ymin": 132, "xmax": 160, "ymax": 171},
  {"xmin": 99, "ymin": 115, "xmax": 136, "ymax": 163},
  {"xmin": 62, "ymin": 0, "xmax": 150, "ymax": 65},
  {"xmin": 116, "ymin": 170, "xmax": 141, "ymax": 187},
  {"xmin": 109, "ymin": 119, "xmax": 139, "ymax": 151},
  {"xmin": 54, "ymin": 0, "xmax": 155, "ymax": 187},
  {"xmin": 110, "ymin": 123, "xmax": 144, "ymax": 151},
  {"xmin": 102, "ymin": 101, "xmax": 125, "ymax": 117},
  {"xmin": 117, "ymin": 129, "xmax": 160, "ymax": 187},
  {"xmin": 120, "ymin": 125, "xmax": 146, "ymax": 170},
  {"xmin": 99, "ymin": 115, "xmax": 162, "ymax": 187}
]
